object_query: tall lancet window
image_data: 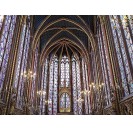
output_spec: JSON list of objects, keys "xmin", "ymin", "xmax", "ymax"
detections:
[
  {"xmin": 48, "ymin": 57, "xmax": 54, "ymax": 115},
  {"xmin": 31, "ymin": 48, "xmax": 38, "ymax": 109},
  {"xmin": 82, "ymin": 58, "xmax": 89, "ymax": 114},
  {"xmin": 60, "ymin": 55, "xmax": 70, "ymax": 87},
  {"xmin": 109, "ymin": 15, "xmax": 133, "ymax": 96},
  {"xmin": 72, "ymin": 56, "xmax": 77, "ymax": 114},
  {"xmin": 13, "ymin": 16, "xmax": 31, "ymax": 108},
  {"xmin": 48, "ymin": 55, "xmax": 58, "ymax": 115},
  {"xmin": 40, "ymin": 44, "xmax": 89, "ymax": 115},
  {"xmin": 40, "ymin": 58, "xmax": 48, "ymax": 114},
  {"xmin": 72, "ymin": 56, "xmax": 82, "ymax": 115},
  {"xmin": 53, "ymin": 56, "xmax": 58, "ymax": 114},
  {"xmin": 60, "ymin": 93, "xmax": 70, "ymax": 110},
  {"xmin": 0, "ymin": 15, "xmax": 16, "ymax": 92},
  {"xmin": 0, "ymin": 15, "xmax": 4, "ymax": 31},
  {"xmin": 76, "ymin": 58, "xmax": 82, "ymax": 114},
  {"xmin": 120, "ymin": 15, "xmax": 133, "ymax": 66}
]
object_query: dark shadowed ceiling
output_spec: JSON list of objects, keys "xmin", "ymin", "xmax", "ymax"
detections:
[{"xmin": 33, "ymin": 15, "xmax": 94, "ymax": 52}]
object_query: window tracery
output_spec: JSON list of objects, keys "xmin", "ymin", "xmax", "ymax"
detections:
[
  {"xmin": 2, "ymin": 15, "xmax": 132, "ymax": 115},
  {"xmin": 39, "ymin": 58, "xmax": 48, "ymax": 114},
  {"xmin": 60, "ymin": 55, "xmax": 70, "ymax": 87},
  {"xmin": 13, "ymin": 17, "xmax": 31, "ymax": 108},
  {"xmin": 109, "ymin": 15, "xmax": 133, "ymax": 96},
  {"xmin": 60, "ymin": 93, "xmax": 70, "ymax": 111},
  {"xmin": 0, "ymin": 15, "xmax": 4, "ymax": 32},
  {"xmin": 39, "ymin": 53, "xmax": 88, "ymax": 115},
  {"xmin": 47, "ymin": 55, "xmax": 58, "ymax": 115},
  {"xmin": 0, "ymin": 16, "xmax": 16, "ymax": 92}
]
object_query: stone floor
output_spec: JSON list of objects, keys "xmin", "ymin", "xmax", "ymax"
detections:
[{"xmin": 57, "ymin": 112, "xmax": 74, "ymax": 115}]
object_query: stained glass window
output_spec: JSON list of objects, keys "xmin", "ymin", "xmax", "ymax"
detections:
[
  {"xmin": 128, "ymin": 15, "xmax": 133, "ymax": 35},
  {"xmin": 48, "ymin": 58, "xmax": 54, "ymax": 114},
  {"xmin": 76, "ymin": 59, "xmax": 82, "ymax": 114},
  {"xmin": 40, "ymin": 54, "xmax": 88, "ymax": 115},
  {"xmin": 60, "ymin": 55, "xmax": 70, "ymax": 87},
  {"xmin": 31, "ymin": 48, "xmax": 38, "ymax": 110},
  {"xmin": 48, "ymin": 55, "xmax": 58, "ymax": 115},
  {"xmin": 82, "ymin": 59, "xmax": 89, "ymax": 114},
  {"xmin": 72, "ymin": 56, "xmax": 77, "ymax": 114},
  {"xmin": 39, "ymin": 58, "xmax": 48, "ymax": 114},
  {"xmin": 109, "ymin": 15, "xmax": 133, "ymax": 96},
  {"xmin": 0, "ymin": 16, "xmax": 16, "ymax": 94},
  {"xmin": 0, "ymin": 15, "xmax": 4, "ymax": 32},
  {"xmin": 53, "ymin": 56, "xmax": 58, "ymax": 114},
  {"xmin": 13, "ymin": 17, "xmax": 31, "ymax": 108},
  {"xmin": 72, "ymin": 56, "xmax": 82, "ymax": 115},
  {"xmin": 60, "ymin": 93, "xmax": 70, "ymax": 111}
]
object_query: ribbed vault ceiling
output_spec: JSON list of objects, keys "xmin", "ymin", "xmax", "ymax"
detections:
[{"xmin": 33, "ymin": 15, "xmax": 95, "ymax": 55}]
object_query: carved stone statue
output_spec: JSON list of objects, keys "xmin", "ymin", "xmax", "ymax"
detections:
[
  {"xmin": 9, "ymin": 88, "xmax": 17, "ymax": 115},
  {"xmin": 110, "ymin": 88, "xmax": 116, "ymax": 101},
  {"xmin": 9, "ymin": 95, "xmax": 16, "ymax": 114},
  {"xmin": 110, "ymin": 87, "xmax": 117, "ymax": 114}
]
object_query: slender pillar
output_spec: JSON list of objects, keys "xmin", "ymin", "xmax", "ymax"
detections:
[
  {"xmin": 70, "ymin": 58, "xmax": 73, "ymax": 112},
  {"xmin": 45, "ymin": 57, "xmax": 50, "ymax": 115},
  {"xmin": 57, "ymin": 57, "xmax": 60, "ymax": 113},
  {"xmin": 101, "ymin": 18, "xmax": 115, "ymax": 87},
  {"xmin": 80, "ymin": 57, "xmax": 85, "ymax": 114}
]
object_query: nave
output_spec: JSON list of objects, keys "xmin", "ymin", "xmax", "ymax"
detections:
[{"xmin": 0, "ymin": 15, "xmax": 133, "ymax": 115}]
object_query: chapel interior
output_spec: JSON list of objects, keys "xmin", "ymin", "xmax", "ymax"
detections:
[{"xmin": 0, "ymin": 15, "xmax": 133, "ymax": 115}]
